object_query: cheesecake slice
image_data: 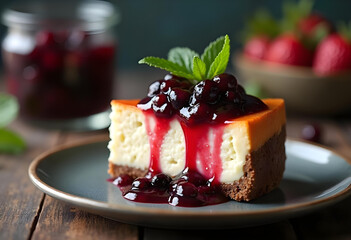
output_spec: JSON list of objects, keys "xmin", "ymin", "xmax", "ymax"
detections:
[{"xmin": 108, "ymin": 98, "xmax": 286, "ymax": 201}]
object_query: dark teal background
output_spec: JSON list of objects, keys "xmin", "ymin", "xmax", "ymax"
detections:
[
  {"xmin": 113, "ymin": 0, "xmax": 351, "ymax": 70},
  {"xmin": 1, "ymin": 0, "xmax": 351, "ymax": 70}
]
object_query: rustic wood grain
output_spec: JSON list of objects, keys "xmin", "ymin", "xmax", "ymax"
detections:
[
  {"xmin": 31, "ymin": 195, "xmax": 138, "ymax": 240},
  {"xmin": 29, "ymin": 130, "xmax": 139, "ymax": 240},
  {"xmin": 0, "ymin": 120, "xmax": 60, "ymax": 240}
]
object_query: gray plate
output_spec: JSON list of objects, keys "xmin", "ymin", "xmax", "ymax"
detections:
[{"xmin": 28, "ymin": 137, "xmax": 351, "ymax": 229}]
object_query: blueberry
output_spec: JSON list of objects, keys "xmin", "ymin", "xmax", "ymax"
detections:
[
  {"xmin": 193, "ymin": 80, "xmax": 219, "ymax": 104},
  {"xmin": 236, "ymin": 84, "xmax": 246, "ymax": 97},
  {"xmin": 113, "ymin": 174, "xmax": 134, "ymax": 187},
  {"xmin": 181, "ymin": 170, "xmax": 207, "ymax": 186},
  {"xmin": 169, "ymin": 88, "xmax": 191, "ymax": 110},
  {"xmin": 213, "ymin": 73, "xmax": 237, "ymax": 92},
  {"xmin": 137, "ymin": 96, "xmax": 153, "ymax": 111},
  {"xmin": 241, "ymin": 95, "xmax": 268, "ymax": 114},
  {"xmin": 160, "ymin": 79, "xmax": 181, "ymax": 94},
  {"xmin": 179, "ymin": 102, "xmax": 212, "ymax": 125},
  {"xmin": 225, "ymin": 90, "xmax": 240, "ymax": 104},
  {"xmin": 173, "ymin": 182, "xmax": 197, "ymax": 197},
  {"xmin": 151, "ymin": 173, "xmax": 172, "ymax": 189},
  {"xmin": 131, "ymin": 177, "xmax": 150, "ymax": 190},
  {"xmin": 148, "ymin": 80, "xmax": 164, "ymax": 97},
  {"xmin": 193, "ymin": 102, "xmax": 212, "ymax": 118},
  {"xmin": 152, "ymin": 93, "xmax": 174, "ymax": 117}
]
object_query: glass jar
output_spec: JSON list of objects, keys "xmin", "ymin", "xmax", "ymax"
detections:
[{"xmin": 2, "ymin": 0, "xmax": 119, "ymax": 130}]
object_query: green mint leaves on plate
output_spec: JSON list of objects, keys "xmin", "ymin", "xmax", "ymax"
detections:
[
  {"xmin": 139, "ymin": 35, "xmax": 230, "ymax": 84},
  {"xmin": 0, "ymin": 93, "xmax": 26, "ymax": 154}
]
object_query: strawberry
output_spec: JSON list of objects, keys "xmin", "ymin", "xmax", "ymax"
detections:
[
  {"xmin": 264, "ymin": 34, "xmax": 313, "ymax": 66},
  {"xmin": 298, "ymin": 14, "xmax": 334, "ymax": 38},
  {"xmin": 241, "ymin": 10, "xmax": 279, "ymax": 61},
  {"xmin": 281, "ymin": 1, "xmax": 333, "ymax": 49},
  {"xmin": 313, "ymin": 34, "xmax": 351, "ymax": 76},
  {"xmin": 243, "ymin": 36, "xmax": 270, "ymax": 61}
]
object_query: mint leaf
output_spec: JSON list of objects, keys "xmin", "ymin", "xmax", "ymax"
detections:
[
  {"xmin": 139, "ymin": 35, "xmax": 232, "ymax": 82},
  {"xmin": 0, "ymin": 93, "xmax": 19, "ymax": 128},
  {"xmin": 201, "ymin": 36, "xmax": 225, "ymax": 73},
  {"xmin": 168, "ymin": 47, "xmax": 199, "ymax": 73},
  {"xmin": 192, "ymin": 56, "xmax": 207, "ymax": 81},
  {"xmin": 139, "ymin": 57, "xmax": 195, "ymax": 80},
  {"xmin": 206, "ymin": 35, "xmax": 230, "ymax": 79},
  {"xmin": 0, "ymin": 128, "xmax": 26, "ymax": 154}
]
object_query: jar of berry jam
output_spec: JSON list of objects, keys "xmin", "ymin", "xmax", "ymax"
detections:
[{"xmin": 2, "ymin": 0, "xmax": 119, "ymax": 130}]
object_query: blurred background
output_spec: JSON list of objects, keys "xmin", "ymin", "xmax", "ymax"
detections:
[
  {"xmin": 1, "ymin": 0, "xmax": 351, "ymax": 133},
  {"xmin": 0, "ymin": 0, "xmax": 351, "ymax": 71}
]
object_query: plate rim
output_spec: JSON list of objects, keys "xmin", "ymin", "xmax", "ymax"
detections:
[{"xmin": 28, "ymin": 136, "xmax": 351, "ymax": 218}]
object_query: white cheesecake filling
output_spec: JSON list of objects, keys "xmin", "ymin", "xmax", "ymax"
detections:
[
  {"xmin": 108, "ymin": 107, "xmax": 250, "ymax": 183},
  {"xmin": 160, "ymin": 119, "xmax": 186, "ymax": 176},
  {"xmin": 108, "ymin": 104, "xmax": 150, "ymax": 170},
  {"xmin": 220, "ymin": 126, "xmax": 249, "ymax": 183}
]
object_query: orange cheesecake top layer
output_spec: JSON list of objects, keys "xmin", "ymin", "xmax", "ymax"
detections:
[
  {"xmin": 111, "ymin": 98, "xmax": 286, "ymax": 151},
  {"xmin": 226, "ymin": 98, "xmax": 286, "ymax": 150}
]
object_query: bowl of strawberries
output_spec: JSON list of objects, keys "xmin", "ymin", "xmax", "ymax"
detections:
[{"xmin": 234, "ymin": 0, "xmax": 351, "ymax": 115}]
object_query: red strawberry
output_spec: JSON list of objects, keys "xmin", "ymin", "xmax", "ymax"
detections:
[
  {"xmin": 298, "ymin": 14, "xmax": 334, "ymax": 37},
  {"xmin": 264, "ymin": 34, "xmax": 313, "ymax": 66},
  {"xmin": 313, "ymin": 34, "xmax": 351, "ymax": 76},
  {"xmin": 243, "ymin": 36, "xmax": 270, "ymax": 61}
]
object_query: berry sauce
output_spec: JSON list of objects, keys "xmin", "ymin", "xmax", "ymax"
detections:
[{"xmin": 109, "ymin": 73, "xmax": 268, "ymax": 207}]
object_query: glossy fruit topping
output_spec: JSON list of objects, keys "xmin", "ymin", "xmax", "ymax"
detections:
[
  {"xmin": 138, "ymin": 73, "xmax": 267, "ymax": 125},
  {"xmin": 111, "ymin": 168, "xmax": 228, "ymax": 207}
]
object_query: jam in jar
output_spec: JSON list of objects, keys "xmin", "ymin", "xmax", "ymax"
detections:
[{"xmin": 2, "ymin": 0, "xmax": 119, "ymax": 130}]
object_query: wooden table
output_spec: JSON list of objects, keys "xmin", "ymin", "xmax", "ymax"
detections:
[{"xmin": 1, "ymin": 71, "xmax": 351, "ymax": 240}]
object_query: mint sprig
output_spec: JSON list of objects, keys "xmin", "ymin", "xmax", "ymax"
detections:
[
  {"xmin": 0, "ymin": 93, "xmax": 26, "ymax": 154},
  {"xmin": 138, "ymin": 35, "xmax": 231, "ymax": 84}
]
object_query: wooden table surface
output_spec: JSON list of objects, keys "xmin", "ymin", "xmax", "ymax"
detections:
[{"xmin": 1, "ymin": 71, "xmax": 351, "ymax": 240}]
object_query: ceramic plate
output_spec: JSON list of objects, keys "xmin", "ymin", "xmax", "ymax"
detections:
[{"xmin": 28, "ymin": 137, "xmax": 351, "ymax": 229}]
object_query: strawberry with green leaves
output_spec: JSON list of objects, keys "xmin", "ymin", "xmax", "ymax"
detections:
[
  {"xmin": 281, "ymin": 0, "xmax": 333, "ymax": 45},
  {"xmin": 313, "ymin": 23, "xmax": 351, "ymax": 76},
  {"xmin": 264, "ymin": 33, "xmax": 313, "ymax": 66},
  {"xmin": 298, "ymin": 14, "xmax": 334, "ymax": 39},
  {"xmin": 242, "ymin": 0, "xmax": 334, "ymax": 66},
  {"xmin": 243, "ymin": 36, "xmax": 270, "ymax": 61},
  {"xmin": 242, "ymin": 10, "xmax": 280, "ymax": 61}
]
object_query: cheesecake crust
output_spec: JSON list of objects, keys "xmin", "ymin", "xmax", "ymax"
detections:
[{"xmin": 108, "ymin": 163, "xmax": 147, "ymax": 179}]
